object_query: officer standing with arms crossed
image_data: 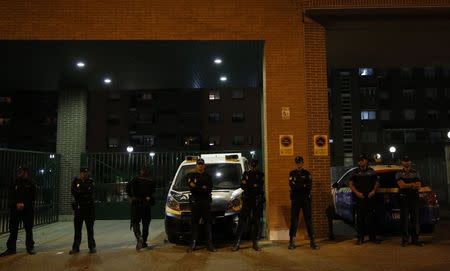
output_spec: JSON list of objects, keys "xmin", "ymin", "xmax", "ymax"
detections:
[
  {"xmin": 0, "ymin": 166, "xmax": 36, "ymax": 256},
  {"xmin": 288, "ymin": 156, "xmax": 319, "ymax": 250},
  {"xmin": 396, "ymin": 156, "xmax": 423, "ymax": 247},
  {"xmin": 231, "ymin": 159, "xmax": 265, "ymax": 251},
  {"xmin": 126, "ymin": 165, "xmax": 156, "ymax": 251},
  {"xmin": 187, "ymin": 158, "xmax": 216, "ymax": 252},
  {"xmin": 348, "ymin": 154, "xmax": 380, "ymax": 245},
  {"xmin": 70, "ymin": 168, "xmax": 96, "ymax": 254}
]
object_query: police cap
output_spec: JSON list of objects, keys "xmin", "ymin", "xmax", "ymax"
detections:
[{"xmin": 196, "ymin": 158, "xmax": 205, "ymax": 165}]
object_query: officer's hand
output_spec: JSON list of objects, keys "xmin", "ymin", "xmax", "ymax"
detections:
[
  {"xmin": 414, "ymin": 182, "xmax": 421, "ymax": 189},
  {"xmin": 242, "ymin": 180, "xmax": 247, "ymax": 185},
  {"xmin": 202, "ymin": 185, "xmax": 207, "ymax": 190},
  {"xmin": 253, "ymin": 184, "xmax": 258, "ymax": 188},
  {"xmin": 189, "ymin": 182, "xmax": 196, "ymax": 188},
  {"xmin": 146, "ymin": 196, "xmax": 151, "ymax": 201},
  {"xmin": 368, "ymin": 191, "xmax": 376, "ymax": 198},
  {"xmin": 356, "ymin": 192, "xmax": 364, "ymax": 199}
]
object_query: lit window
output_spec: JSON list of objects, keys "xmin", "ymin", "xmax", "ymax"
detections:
[
  {"xmin": 209, "ymin": 90, "xmax": 220, "ymax": 100},
  {"xmin": 360, "ymin": 87, "xmax": 376, "ymax": 99},
  {"xmin": 209, "ymin": 136, "xmax": 220, "ymax": 146},
  {"xmin": 401, "ymin": 67, "xmax": 413, "ymax": 79},
  {"xmin": 359, "ymin": 68, "xmax": 373, "ymax": 77},
  {"xmin": 361, "ymin": 110, "xmax": 376, "ymax": 120},
  {"xmin": 141, "ymin": 93, "xmax": 153, "ymax": 100}
]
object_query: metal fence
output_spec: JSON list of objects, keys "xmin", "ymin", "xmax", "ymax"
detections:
[
  {"xmin": 0, "ymin": 149, "xmax": 60, "ymax": 234},
  {"xmin": 81, "ymin": 150, "xmax": 260, "ymax": 219}
]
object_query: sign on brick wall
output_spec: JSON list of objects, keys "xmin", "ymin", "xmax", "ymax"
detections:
[
  {"xmin": 313, "ymin": 135, "xmax": 328, "ymax": 156},
  {"xmin": 279, "ymin": 135, "xmax": 293, "ymax": 156}
]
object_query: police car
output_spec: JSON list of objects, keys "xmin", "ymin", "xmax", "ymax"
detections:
[
  {"xmin": 330, "ymin": 165, "xmax": 440, "ymax": 233},
  {"xmin": 165, "ymin": 153, "xmax": 248, "ymax": 243}
]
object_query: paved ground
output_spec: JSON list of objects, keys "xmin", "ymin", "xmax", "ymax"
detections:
[{"xmin": 0, "ymin": 217, "xmax": 449, "ymax": 271}]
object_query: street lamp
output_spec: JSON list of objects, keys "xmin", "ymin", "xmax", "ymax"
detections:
[
  {"xmin": 447, "ymin": 130, "xmax": 450, "ymax": 139},
  {"xmin": 389, "ymin": 146, "xmax": 396, "ymax": 160},
  {"xmin": 250, "ymin": 150, "xmax": 256, "ymax": 158},
  {"xmin": 126, "ymin": 146, "xmax": 134, "ymax": 153}
]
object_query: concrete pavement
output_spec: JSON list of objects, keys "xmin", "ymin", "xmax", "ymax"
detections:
[{"xmin": 0, "ymin": 219, "xmax": 449, "ymax": 271}]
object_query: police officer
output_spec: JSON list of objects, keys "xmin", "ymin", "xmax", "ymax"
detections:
[
  {"xmin": 126, "ymin": 166, "xmax": 156, "ymax": 251},
  {"xmin": 187, "ymin": 158, "xmax": 216, "ymax": 252},
  {"xmin": 0, "ymin": 166, "xmax": 36, "ymax": 256},
  {"xmin": 348, "ymin": 154, "xmax": 380, "ymax": 245},
  {"xmin": 396, "ymin": 156, "xmax": 423, "ymax": 247},
  {"xmin": 69, "ymin": 168, "xmax": 96, "ymax": 254},
  {"xmin": 231, "ymin": 159, "xmax": 265, "ymax": 252},
  {"xmin": 288, "ymin": 156, "xmax": 319, "ymax": 250}
]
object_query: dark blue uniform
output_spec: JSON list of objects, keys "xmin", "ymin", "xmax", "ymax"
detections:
[
  {"xmin": 349, "ymin": 166, "xmax": 379, "ymax": 242},
  {"xmin": 71, "ymin": 177, "xmax": 96, "ymax": 251},
  {"xmin": 126, "ymin": 176, "xmax": 156, "ymax": 247},
  {"xmin": 187, "ymin": 172, "xmax": 214, "ymax": 246},
  {"xmin": 234, "ymin": 170, "xmax": 265, "ymax": 246},
  {"xmin": 289, "ymin": 169, "xmax": 315, "ymax": 240},
  {"xmin": 396, "ymin": 169, "xmax": 421, "ymax": 243},
  {"xmin": 6, "ymin": 176, "xmax": 36, "ymax": 253}
]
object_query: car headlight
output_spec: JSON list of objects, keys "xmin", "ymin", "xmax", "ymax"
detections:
[
  {"xmin": 227, "ymin": 196, "xmax": 242, "ymax": 212},
  {"xmin": 167, "ymin": 195, "xmax": 180, "ymax": 211}
]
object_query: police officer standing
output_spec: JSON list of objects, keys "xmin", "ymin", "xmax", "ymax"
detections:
[
  {"xmin": 396, "ymin": 156, "xmax": 423, "ymax": 247},
  {"xmin": 288, "ymin": 156, "xmax": 319, "ymax": 250},
  {"xmin": 231, "ymin": 159, "xmax": 265, "ymax": 252},
  {"xmin": 126, "ymin": 166, "xmax": 156, "ymax": 251},
  {"xmin": 0, "ymin": 166, "xmax": 36, "ymax": 256},
  {"xmin": 348, "ymin": 154, "xmax": 380, "ymax": 245},
  {"xmin": 70, "ymin": 168, "xmax": 96, "ymax": 254},
  {"xmin": 187, "ymin": 158, "xmax": 216, "ymax": 252}
]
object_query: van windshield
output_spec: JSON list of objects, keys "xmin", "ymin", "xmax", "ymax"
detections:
[{"xmin": 172, "ymin": 163, "xmax": 242, "ymax": 191}]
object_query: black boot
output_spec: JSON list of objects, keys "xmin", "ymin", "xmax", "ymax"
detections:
[
  {"xmin": 310, "ymin": 239, "xmax": 319, "ymax": 250},
  {"xmin": 27, "ymin": 248, "xmax": 36, "ymax": 255},
  {"xmin": 252, "ymin": 240, "xmax": 261, "ymax": 251},
  {"xmin": 69, "ymin": 246, "xmax": 80, "ymax": 255},
  {"xmin": 231, "ymin": 238, "xmax": 240, "ymax": 252},
  {"xmin": 288, "ymin": 236, "xmax": 295, "ymax": 250},
  {"xmin": 136, "ymin": 237, "xmax": 143, "ymax": 251},
  {"xmin": 207, "ymin": 242, "xmax": 217, "ymax": 252},
  {"xmin": 0, "ymin": 250, "xmax": 16, "ymax": 257},
  {"xmin": 187, "ymin": 240, "xmax": 196, "ymax": 253}
]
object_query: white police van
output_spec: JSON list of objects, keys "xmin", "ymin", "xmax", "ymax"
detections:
[{"xmin": 165, "ymin": 153, "xmax": 248, "ymax": 243}]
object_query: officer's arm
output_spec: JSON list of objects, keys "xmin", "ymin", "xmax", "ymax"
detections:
[
  {"xmin": 8, "ymin": 181, "xmax": 16, "ymax": 208},
  {"xmin": 71, "ymin": 179, "xmax": 77, "ymax": 197},
  {"xmin": 288, "ymin": 172, "xmax": 295, "ymax": 189},
  {"xmin": 240, "ymin": 173, "xmax": 248, "ymax": 190},
  {"xmin": 30, "ymin": 181, "xmax": 37, "ymax": 203},
  {"xmin": 348, "ymin": 176, "xmax": 360, "ymax": 195},
  {"xmin": 125, "ymin": 178, "xmax": 133, "ymax": 197},
  {"xmin": 306, "ymin": 173, "xmax": 312, "ymax": 190}
]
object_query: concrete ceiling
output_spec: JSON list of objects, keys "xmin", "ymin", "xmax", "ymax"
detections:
[{"xmin": 0, "ymin": 41, "xmax": 263, "ymax": 91}]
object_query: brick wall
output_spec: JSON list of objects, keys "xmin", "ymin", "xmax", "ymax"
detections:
[
  {"xmin": 2, "ymin": 0, "xmax": 450, "ymax": 238},
  {"xmin": 56, "ymin": 89, "xmax": 87, "ymax": 215}
]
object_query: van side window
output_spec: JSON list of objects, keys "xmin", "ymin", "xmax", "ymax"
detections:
[{"xmin": 339, "ymin": 169, "xmax": 355, "ymax": 187}]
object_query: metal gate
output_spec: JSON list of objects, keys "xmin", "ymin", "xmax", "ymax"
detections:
[
  {"xmin": 0, "ymin": 149, "xmax": 60, "ymax": 234},
  {"xmin": 81, "ymin": 150, "xmax": 259, "ymax": 219}
]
